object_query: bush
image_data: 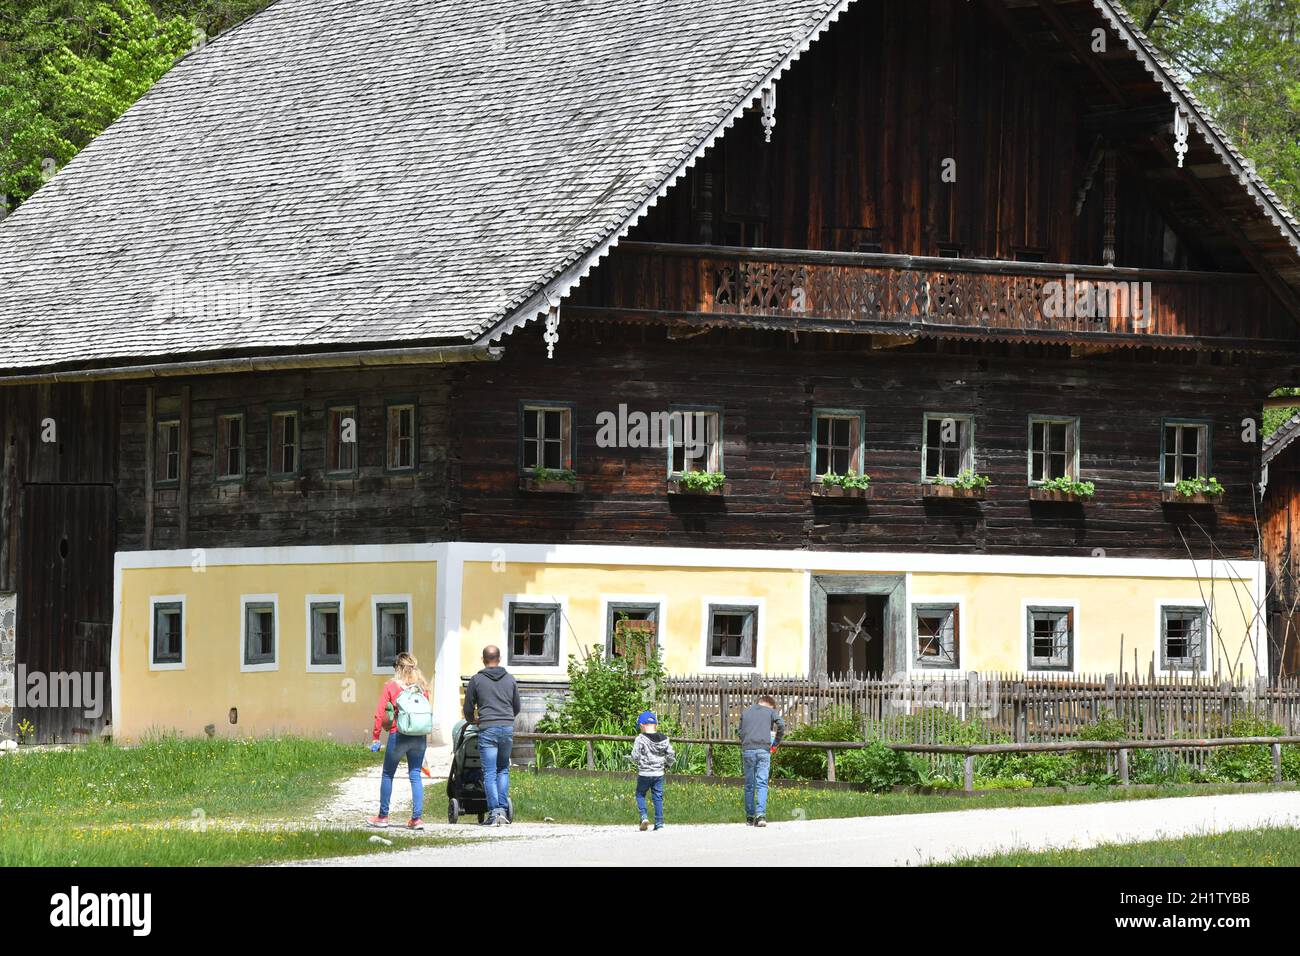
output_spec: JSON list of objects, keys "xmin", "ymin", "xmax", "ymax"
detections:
[
  {"xmin": 536, "ymin": 632, "xmax": 666, "ymax": 737},
  {"xmin": 834, "ymin": 742, "xmax": 922, "ymax": 792},
  {"xmin": 771, "ymin": 708, "xmax": 862, "ymax": 780},
  {"xmin": 1072, "ymin": 709, "xmax": 1127, "ymax": 784},
  {"xmin": 977, "ymin": 751, "xmax": 1075, "ymax": 788},
  {"xmin": 1207, "ymin": 716, "xmax": 1288, "ymax": 783}
]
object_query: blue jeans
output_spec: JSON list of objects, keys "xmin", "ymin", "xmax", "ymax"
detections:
[
  {"xmin": 636, "ymin": 775, "xmax": 664, "ymax": 826},
  {"xmin": 742, "ymin": 748, "xmax": 771, "ymax": 818},
  {"xmin": 380, "ymin": 732, "xmax": 427, "ymax": 819},
  {"xmin": 477, "ymin": 725, "xmax": 514, "ymax": 814}
]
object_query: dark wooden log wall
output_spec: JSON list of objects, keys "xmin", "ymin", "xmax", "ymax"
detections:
[
  {"xmin": 634, "ymin": 0, "xmax": 1202, "ymax": 274},
  {"xmin": 458, "ymin": 321, "xmax": 1274, "ymax": 559},
  {"xmin": 1263, "ymin": 440, "xmax": 1300, "ymax": 677},
  {"xmin": 116, "ymin": 366, "xmax": 458, "ymax": 550}
]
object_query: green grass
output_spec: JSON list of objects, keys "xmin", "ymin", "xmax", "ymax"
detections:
[
  {"xmin": 942, "ymin": 827, "xmax": 1300, "ymax": 866},
  {"xmin": 0, "ymin": 735, "xmax": 453, "ymax": 865},
  {"xmin": 465, "ymin": 770, "xmax": 1292, "ymax": 825}
]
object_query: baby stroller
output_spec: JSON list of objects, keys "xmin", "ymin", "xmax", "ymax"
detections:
[{"xmin": 447, "ymin": 720, "xmax": 514, "ymax": 824}]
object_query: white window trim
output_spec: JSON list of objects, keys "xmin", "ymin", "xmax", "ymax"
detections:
[
  {"xmin": 1026, "ymin": 416, "xmax": 1080, "ymax": 485},
  {"xmin": 1021, "ymin": 598, "xmax": 1080, "ymax": 675},
  {"xmin": 598, "ymin": 593, "xmax": 669, "ymax": 661},
  {"xmin": 1153, "ymin": 598, "xmax": 1214, "ymax": 677},
  {"xmin": 501, "ymin": 593, "xmax": 569, "ymax": 675},
  {"xmin": 699, "ymin": 595, "xmax": 765, "ymax": 673},
  {"xmin": 921, "ymin": 412, "xmax": 975, "ymax": 483},
  {"xmin": 371, "ymin": 593, "xmax": 413, "ymax": 675},
  {"xmin": 239, "ymin": 593, "xmax": 280, "ymax": 673},
  {"xmin": 305, "ymin": 593, "xmax": 346, "ymax": 674},
  {"xmin": 907, "ymin": 595, "xmax": 968, "ymax": 677},
  {"xmin": 148, "ymin": 594, "xmax": 186, "ymax": 671}
]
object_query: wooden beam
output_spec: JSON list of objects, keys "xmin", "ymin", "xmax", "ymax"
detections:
[
  {"xmin": 144, "ymin": 386, "xmax": 155, "ymax": 550},
  {"xmin": 179, "ymin": 385, "xmax": 191, "ymax": 549},
  {"xmin": 1036, "ymin": 0, "xmax": 1128, "ymax": 105}
]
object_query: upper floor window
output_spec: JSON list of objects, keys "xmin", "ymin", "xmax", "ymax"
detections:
[
  {"xmin": 269, "ymin": 409, "xmax": 300, "ymax": 478},
  {"xmin": 1162, "ymin": 421, "xmax": 1209, "ymax": 486},
  {"xmin": 216, "ymin": 412, "xmax": 245, "ymax": 481},
  {"xmin": 387, "ymin": 402, "xmax": 417, "ymax": 472},
  {"xmin": 521, "ymin": 404, "xmax": 572, "ymax": 473},
  {"xmin": 327, "ymin": 403, "xmax": 358, "ymax": 476},
  {"xmin": 922, "ymin": 413, "xmax": 973, "ymax": 482},
  {"xmin": 812, "ymin": 409, "xmax": 864, "ymax": 479},
  {"xmin": 669, "ymin": 407, "xmax": 722, "ymax": 475},
  {"xmin": 1029, "ymin": 417, "xmax": 1078, "ymax": 484},
  {"xmin": 156, "ymin": 419, "xmax": 181, "ymax": 484}
]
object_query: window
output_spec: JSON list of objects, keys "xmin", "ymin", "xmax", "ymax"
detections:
[
  {"xmin": 1162, "ymin": 421, "xmax": 1209, "ymax": 486},
  {"xmin": 913, "ymin": 604, "xmax": 959, "ymax": 669},
  {"xmin": 375, "ymin": 601, "xmax": 409, "ymax": 669},
  {"xmin": 327, "ymin": 403, "xmax": 358, "ymax": 476},
  {"xmin": 1161, "ymin": 606, "xmax": 1208, "ymax": 672},
  {"xmin": 151, "ymin": 600, "xmax": 184, "ymax": 667},
  {"xmin": 605, "ymin": 602, "xmax": 659, "ymax": 660},
  {"xmin": 156, "ymin": 419, "xmax": 181, "ymax": 484},
  {"xmin": 669, "ymin": 407, "xmax": 722, "ymax": 475},
  {"xmin": 708, "ymin": 605, "xmax": 757, "ymax": 667},
  {"xmin": 812, "ymin": 410, "xmax": 864, "ymax": 478},
  {"xmin": 922, "ymin": 413, "xmax": 973, "ymax": 481},
  {"xmin": 242, "ymin": 598, "xmax": 277, "ymax": 670},
  {"xmin": 387, "ymin": 402, "xmax": 416, "ymax": 472},
  {"xmin": 507, "ymin": 602, "xmax": 560, "ymax": 666},
  {"xmin": 520, "ymin": 404, "xmax": 572, "ymax": 473},
  {"xmin": 1029, "ymin": 417, "xmax": 1078, "ymax": 483},
  {"xmin": 216, "ymin": 413, "xmax": 245, "ymax": 481},
  {"xmin": 309, "ymin": 600, "xmax": 343, "ymax": 669},
  {"xmin": 1027, "ymin": 606, "xmax": 1074, "ymax": 671},
  {"xmin": 269, "ymin": 409, "xmax": 300, "ymax": 478}
]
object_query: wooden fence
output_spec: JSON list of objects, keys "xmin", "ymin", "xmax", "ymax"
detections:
[{"xmin": 658, "ymin": 671, "xmax": 1300, "ymax": 744}]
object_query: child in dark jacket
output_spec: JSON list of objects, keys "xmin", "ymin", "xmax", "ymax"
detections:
[{"xmin": 628, "ymin": 710, "xmax": 674, "ymax": 831}]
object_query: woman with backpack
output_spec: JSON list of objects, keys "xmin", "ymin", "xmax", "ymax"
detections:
[{"xmin": 367, "ymin": 652, "xmax": 434, "ymax": 830}]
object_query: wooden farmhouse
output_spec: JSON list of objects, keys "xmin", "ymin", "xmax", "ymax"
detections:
[{"xmin": 2, "ymin": 0, "xmax": 1299, "ymax": 742}]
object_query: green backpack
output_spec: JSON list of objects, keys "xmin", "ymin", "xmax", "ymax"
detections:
[{"xmin": 395, "ymin": 684, "xmax": 434, "ymax": 736}]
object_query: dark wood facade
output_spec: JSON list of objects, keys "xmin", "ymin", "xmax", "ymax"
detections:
[{"xmin": 1263, "ymin": 432, "xmax": 1300, "ymax": 678}]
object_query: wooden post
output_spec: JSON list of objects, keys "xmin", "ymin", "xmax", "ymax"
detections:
[
  {"xmin": 144, "ymin": 385, "xmax": 155, "ymax": 550},
  {"xmin": 963, "ymin": 754, "xmax": 974, "ymax": 793},
  {"xmin": 826, "ymin": 748, "xmax": 836, "ymax": 782},
  {"xmin": 705, "ymin": 743, "xmax": 714, "ymax": 776},
  {"xmin": 1273, "ymin": 742, "xmax": 1283, "ymax": 784},
  {"xmin": 1118, "ymin": 747, "xmax": 1129, "ymax": 786},
  {"xmin": 178, "ymin": 385, "xmax": 191, "ymax": 549},
  {"xmin": 585, "ymin": 739, "xmax": 594, "ymax": 770}
]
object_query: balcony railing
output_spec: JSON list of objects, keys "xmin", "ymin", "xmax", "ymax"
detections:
[{"xmin": 568, "ymin": 241, "xmax": 1296, "ymax": 348}]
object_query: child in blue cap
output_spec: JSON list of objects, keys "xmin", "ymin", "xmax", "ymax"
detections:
[{"xmin": 628, "ymin": 710, "xmax": 674, "ymax": 830}]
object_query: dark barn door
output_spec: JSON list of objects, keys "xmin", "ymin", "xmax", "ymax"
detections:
[{"xmin": 16, "ymin": 484, "xmax": 116, "ymax": 742}]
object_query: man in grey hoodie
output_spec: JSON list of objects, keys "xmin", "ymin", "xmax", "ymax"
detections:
[
  {"xmin": 463, "ymin": 645, "xmax": 522, "ymax": 825},
  {"xmin": 737, "ymin": 695, "xmax": 785, "ymax": 827},
  {"xmin": 628, "ymin": 710, "xmax": 674, "ymax": 830}
]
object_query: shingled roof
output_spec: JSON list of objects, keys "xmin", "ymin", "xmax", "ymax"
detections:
[
  {"xmin": 0, "ymin": 0, "xmax": 850, "ymax": 374},
  {"xmin": 0, "ymin": 0, "xmax": 1297, "ymax": 377}
]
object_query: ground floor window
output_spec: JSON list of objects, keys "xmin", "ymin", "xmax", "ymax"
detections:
[
  {"xmin": 151, "ymin": 599, "xmax": 184, "ymax": 667},
  {"xmin": 309, "ymin": 599, "xmax": 343, "ymax": 669},
  {"xmin": 1026, "ymin": 606, "xmax": 1074, "ymax": 671},
  {"xmin": 605, "ymin": 602, "xmax": 659, "ymax": 661},
  {"xmin": 708, "ymin": 604, "xmax": 757, "ymax": 667},
  {"xmin": 375, "ymin": 600, "xmax": 409, "ymax": 668},
  {"xmin": 242, "ymin": 597, "xmax": 278, "ymax": 670},
  {"xmin": 913, "ymin": 603, "xmax": 959, "ymax": 669},
  {"xmin": 508, "ymin": 602, "xmax": 560, "ymax": 666},
  {"xmin": 1161, "ymin": 605, "xmax": 1208, "ymax": 672}
]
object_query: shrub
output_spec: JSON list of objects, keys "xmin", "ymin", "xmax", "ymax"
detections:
[
  {"xmin": 536, "ymin": 632, "xmax": 666, "ymax": 737},
  {"xmin": 1071, "ymin": 709, "xmax": 1127, "ymax": 784},
  {"xmin": 772, "ymin": 708, "xmax": 862, "ymax": 780},
  {"xmin": 1207, "ymin": 716, "xmax": 1288, "ymax": 783},
  {"xmin": 977, "ymin": 751, "xmax": 1075, "ymax": 788},
  {"xmin": 834, "ymin": 741, "xmax": 922, "ymax": 792}
]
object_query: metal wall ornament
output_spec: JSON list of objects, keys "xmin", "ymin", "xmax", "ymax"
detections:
[
  {"xmin": 760, "ymin": 85, "xmax": 777, "ymax": 143},
  {"xmin": 1172, "ymin": 108, "xmax": 1189, "ymax": 168}
]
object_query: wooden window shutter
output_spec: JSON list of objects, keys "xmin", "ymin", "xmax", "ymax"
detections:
[
  {"xmin": 561, "ymin": 408, "xmax": 572, "ymax": 469},
  {"xmin": 850, "ymin": 416, "xmax": 863, "ymax": 473}
]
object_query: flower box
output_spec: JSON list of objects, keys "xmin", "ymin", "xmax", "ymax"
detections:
[
  {"xmin": 810, "ymin": 483, "xmax": 872, "ymax": 499},
  {"xmin": 519, "ymin": 478, "xmax": 583, "ymax": 494},
  {"xmin": 922, "ymin": 483, "xmax": 984, "ymax": 500},
  {"xmin": 667, "ymin": 480, "xmax": 730, "ymax": 497},
  {"xmin": 1028, "ymin": 488, "xmax": 1086, "ymax": 503},
  {"xmin": 1161, "ymin": 490, "xmax": 1220, "ymax": 506}
]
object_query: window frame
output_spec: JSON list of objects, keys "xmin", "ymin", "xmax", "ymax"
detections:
[
  {"xmin": 149, "ymin": 595, "xmax": 186, "ymax": 671},
  {"xmin": 810, "ymin": 408, "xmax": 865, "ymax": 480},
  {"xmin": 1024, "ymin": 602, "xmax": 1077, "ymax": 673},
  {"xmin": 1027, "ymin": 416, "xmax": 1080, "ymax": 485},
  {"xmin": 912, "ymin": 601, "xmax": 961, "ymax": 670},
  {"xmin": 268, "ymin": 406, "xmax": 302, "ymax": 480},
  {"xmin": 385, "ymin": 398, "xmax": 418, "ymax": 474},
  {"xmin": 156, "ymin": 418, "xmax": 182, "ymax": 487},
  {"xmin": 1160, "ymin": 418, "xmax": 1211, "ymax": 487},
  {"xmin": 603, "ymin": 600, "xmax": 662, "ymax": 660},
  {"xmin": 371, "ymin": 594, "xmax": 412, "ymax": 674},
  {"xmin": 518, "ymin": 401, "xmax": 574, "ymax": 476},
  {"xmin": 239, "ymin": 594, "xmax": 279, "ymax": 673},
  {"xmin": 921, "ymin": 412, "xmax": 975, "ymax": 483},
  {"xmin": 1156, "ymin": 601, "xmax": 1212, "ymax": 675},
  {"xmin": 704, "ymin": 602, "xmax": 759, "ymax": 669},
  {"xmin": 214, "ymin": 410, "xmax": 247, "ymax": 483},
  {"xmin": 506, "ymin": 600, "xmax": 562, "ymax": 668},
  {"xmin": 667, "ymin": 404, "xmax": 724, "ymax": 478},
  {"xmin": 325, "ymin": 400, "xmax": 360, "ymax": 479},
  {"xmin": 305, "ymin": 594, "xmax": 346, "ymax": 673}
]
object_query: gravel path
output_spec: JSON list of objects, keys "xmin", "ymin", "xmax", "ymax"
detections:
[
  {"xmin": 298, "ymin": 791, "xmax": 1300, "ymax": 866},
  {"xmin": 312, "ymin": 744, "xmax": 455, "ymax": 827}
]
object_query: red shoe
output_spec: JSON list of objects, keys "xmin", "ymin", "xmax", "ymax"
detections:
[
  {"xmin": 406, "ymin": 818, "xmax": 425, "ymax": 830},
  {"xmin": 366, "ymin": 816, "xmax": 389, "ymax": 828}
]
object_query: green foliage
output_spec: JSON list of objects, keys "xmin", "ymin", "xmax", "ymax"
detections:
[
  {"xmin": 676, "ymin": 470, "xmax": 726, "ymax": 493},
  {"xmin": 1037, "ymin": 476, "xmax": 1096, "ymax": 497},
  {"xmin": 944, "ymin": 469, "xmax": 991, "ymax": 490},
  {"xmin": 1173, "ymin": 476, "xmax": 1225, "ymax": 498},
  {"xmin": 772, "ymin": 708, "xmax": 861, "ymax": 780},
  {"xmin": 834, "ymin": 741, "xmax": 922, "ymax": 792},
  {"xmin": 1205, "ymin": 715, "xmax": 1298, "ymax": 782},
  {"xmin": 530, "ymin": 467, "xmax": 577, "ymax": 484},
  {"xmin": 977, "ymin": 751, "xmax": 1076, "ymax": 788},
  {"xmin": 818, "ymin": 470, "xmax": 871, "ymax": 490},
  {"xmin": 14, "ymin": 718, "xmax": 35, "ymax": 745}
]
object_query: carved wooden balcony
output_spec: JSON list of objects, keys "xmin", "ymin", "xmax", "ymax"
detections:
[{"xmin": 568, "ymin": 242, "xmax": 1297, "ymax": 350}]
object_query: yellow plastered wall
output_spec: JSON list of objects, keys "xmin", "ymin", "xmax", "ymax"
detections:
[{"xmin": 117, "ymin": 562, "xmax": 437, "ymax": 741}]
